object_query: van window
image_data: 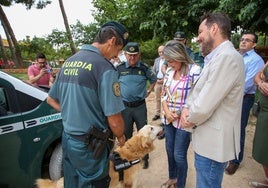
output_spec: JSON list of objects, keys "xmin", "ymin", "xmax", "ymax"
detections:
[{"xmin": 16, "ymin": 90, "xmax": 42, "ymax": 112}]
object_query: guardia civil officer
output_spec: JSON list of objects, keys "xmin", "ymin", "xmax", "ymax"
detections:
[
  {"xmin": 117, "ymin": 42, "xmax": 157, "ymax": 169},
  {"xmin": 173, "ymin": 31, "xmax": 195, "ymax": 60},
  {"xmin": 46, "ymin": 21, "xmax": 128, "ymax": 188},
  {"xmin": 161, "ymin": 31, "xmax": 197, "ymax": 75}
]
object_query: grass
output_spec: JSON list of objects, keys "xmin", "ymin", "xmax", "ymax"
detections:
[{"xmin": 9, "ymin": 73, "xmax": 28, "ymax": 81}]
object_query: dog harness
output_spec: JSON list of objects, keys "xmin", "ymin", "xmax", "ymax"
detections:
[{"xmin": 109, "ymin": 151, "xmax": 140, "ymax": 181}]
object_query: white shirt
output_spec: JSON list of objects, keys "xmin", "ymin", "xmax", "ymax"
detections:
[{"xmin": 157, "ymin": 59, "xmax": 165, "ymax": 79}]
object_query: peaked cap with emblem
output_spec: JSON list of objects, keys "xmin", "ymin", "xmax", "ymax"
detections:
[
  {"xmin": 125, "ymin": 42, "xmax": 140, "ymax": 54},
  {"xmin": 101, "ymin": 21, "xmax": 129, "ymax": 47},
  {"xmin": 174, "ymin": 31, "xmax": 185, "ymax": 40}
]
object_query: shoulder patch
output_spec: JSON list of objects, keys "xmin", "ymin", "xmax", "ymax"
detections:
[{"xmin": 113, "ymin": 82, "xmax": 121, "ymax": 97}]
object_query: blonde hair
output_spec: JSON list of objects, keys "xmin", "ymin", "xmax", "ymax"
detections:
[{"xmin": 162, "ymin": 40, "xmax": 194, "ymax": 75}]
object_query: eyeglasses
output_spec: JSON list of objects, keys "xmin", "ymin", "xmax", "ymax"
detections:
[
  {"xmin": 175, "ymin": 39, "xmax": 184, "ymax": 42},
  {"xmin": 37, "ymin": 62, "xmax": 46, "ymax": 64},
  {"xmin": 240, "ymin": 38, "xmax": 255, "ymax": 43}
]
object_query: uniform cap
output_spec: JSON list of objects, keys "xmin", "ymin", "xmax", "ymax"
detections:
[
  {"xmin": 125, "ymin": 42, "xmax": 139, "ymax": 54},
  {"xmin": 101, "ymin": 21, "xmax": 129, "ymax": 46},
  {"xmin": 174, "ymin": 31, "xmax": 185, "ymax": 40}
]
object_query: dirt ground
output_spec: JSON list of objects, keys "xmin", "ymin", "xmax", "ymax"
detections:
[{"xmin": 135, "ymin": 92, "xmax": 264, "ymax": 188}]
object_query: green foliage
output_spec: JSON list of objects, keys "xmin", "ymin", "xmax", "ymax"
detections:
[
  {"xmin": 9, "ymin": 73, "xmax": 28, "ymax": 80},
  {"xmin": 217, "ymin": 0, "xmax": 268, "ymax": 32},
  {"xmin": 1, "ymin": 0, "xmax": 51, "ymax": 9},
  {"xmin": 19, "ymin": 36, "xmax": 56, "ymax": 61},
  {"xmin": 88, "ymin": 0, "xmax": 268, "ymax": 67},
  {"xmin": 2, "ymin": 0, "xmax": 268, "ymax": 67},
  {"xmin": 0, "ymin": 0, "xmax": 12, "ymax": 6},
  {"xmin": 46, "ymin": 29, "xmax": 70, "ymax": 48},
  {"xmin": 231, "ymin": 33, "xmax": 242, "ymax": 49},
  {"xmin": 91, "ymin": 0, "xmax": 268, "ymax": 42},
  {"xmin": 70, "ymin": 22, "xmax": 99, "ymax": 47},
  {"xmin": 139, "ymin": 39, "xmax": 165, "ymax": 66},
  {"xmin": 46, "ymin": 21, "xmax": 99, "ymax": 48},
  {"xmin": 257, "ymin": 35, "xmax": 268, "ymax": 46}
]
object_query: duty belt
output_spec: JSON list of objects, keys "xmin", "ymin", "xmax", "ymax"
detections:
[{"xmin": 123, "ymin": 99, "xmax": 145, "ymax": 108}]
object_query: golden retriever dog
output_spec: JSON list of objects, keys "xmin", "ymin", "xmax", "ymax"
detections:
[
  {"xmin": 36, "ymin": 178, "xmax": 64, "ymax": 188},
  {"xmin": 36, "ymin": 124, "xmax": 162, "ymax": 188}
]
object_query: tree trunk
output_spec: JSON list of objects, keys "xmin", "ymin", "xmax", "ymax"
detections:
[
  {"xmin": 58, "ymin": 0, "xmax": 76, "ymax": 54},
  {"xmin": 3, "ymin": 25, "xmax": 17, "ymax": 66},
  {"xmin": 0, "ymin": 5, "xmax": 23, "ymax": 68}
]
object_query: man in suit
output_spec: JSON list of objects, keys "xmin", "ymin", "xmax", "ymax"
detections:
[
  {"xmin": 180, "ymin": 12, "xmax": 245, "ymax": 188},
  {"xmin": 152, "ymin": 45, "xmax": 165, "ymax": 121},
  {"xmin": 152, "ymin": 45, "xmax": 165, "ymax": 139}
]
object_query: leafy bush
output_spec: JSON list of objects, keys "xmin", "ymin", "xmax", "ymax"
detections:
[{"xmin": 138, "ymin": 39, "xmax": 165, "ymax": 66}]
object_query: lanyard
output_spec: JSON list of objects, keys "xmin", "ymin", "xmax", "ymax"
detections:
[
  {"xmin": 167, "ymin": 75, "xmax": 187, "ymax": 111},
  {"xmin": 169, "ymin": 73, "xmax": 187, "ymax": 103},
  {"xmin": 168, "ymin": 71, "xmax": 188, "ymax": 128}
]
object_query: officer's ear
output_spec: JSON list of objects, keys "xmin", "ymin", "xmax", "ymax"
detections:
[{"xmin": 108, "ymin": 37, "xmax": 117, "ymax": 46}]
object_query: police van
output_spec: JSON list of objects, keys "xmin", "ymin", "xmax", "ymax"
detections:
[{"xmin": 0, "ymin": 71, "xmax": 63, "ymax": 187}]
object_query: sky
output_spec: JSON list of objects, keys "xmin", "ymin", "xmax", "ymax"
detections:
[{"xmin": 0, "ymin": 0, "xmax": 95, "ymax": 40}]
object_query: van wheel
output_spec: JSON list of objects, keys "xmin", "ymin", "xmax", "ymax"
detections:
[{"xmin": 49, "ymin": 143, "xmax": 63, "ymax": 180}]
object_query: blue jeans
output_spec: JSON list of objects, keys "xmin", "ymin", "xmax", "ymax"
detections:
[
  {"xmin": 195, "ymin": 153, "xmax": 227, "ymax": 188},
  {"xmin": 231, "ymin": 95, "xmax": 254, "ymax": 164},
  {"xmin": 164, "ymin": 123, "xmax": 190, "ymax": 188}
]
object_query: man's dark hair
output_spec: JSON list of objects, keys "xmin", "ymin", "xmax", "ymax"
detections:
[
  {"xmin": 242, "ymin": 31, "xmax": 258, "ymax": 43},
  {"xmin": 36, "ymin": 53, "xmax": 46, "ymax": 59},
  {"xmin": 94, "ymin": 27, "xmax": 124, "ymax": 46},
  {"xmin": 200, "ymin": 12, "xmax": 231, "ymax": 40}
]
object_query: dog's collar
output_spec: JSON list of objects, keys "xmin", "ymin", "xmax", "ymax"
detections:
[{"xmin": 109, "ymin": 151, "xmax": 141, "ymax": 181}]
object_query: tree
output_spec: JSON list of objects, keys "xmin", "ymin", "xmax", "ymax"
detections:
[
  {"xmin": 0, "ymin": 0, "xmax": 52, "ymax": 68},
  {"xmin": 217, "ymin": 0, "xmax": 268, "ymax": 32},
  {"xmin": 20, "ymin": 36, "xmax": 56, "ymax": 62},
  {"xmin": 0, "ymin": 5, "xmax": 23, "ymax": 67},
  {"xmin": 58, "ymin": 0, "xmax": 76, "ymax": 54},
  {"xmin": 70, "ymin": 21, "xmax": 99, "ymax": 47},
  {"xmin": 47, "ymin": 21, "xmax": 99, "ymax": 49},
  {"xmin": 4, "ymin": 25, "xmax": 17, "ymax": 65},
  {"xmin": 92, "ymin": 0, "xmax": 268, "ymax": 42}
]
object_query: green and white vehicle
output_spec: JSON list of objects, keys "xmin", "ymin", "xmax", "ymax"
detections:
[{"xmin": 0, "ymin": 71, "xmax": 63, "ymax": 187}]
